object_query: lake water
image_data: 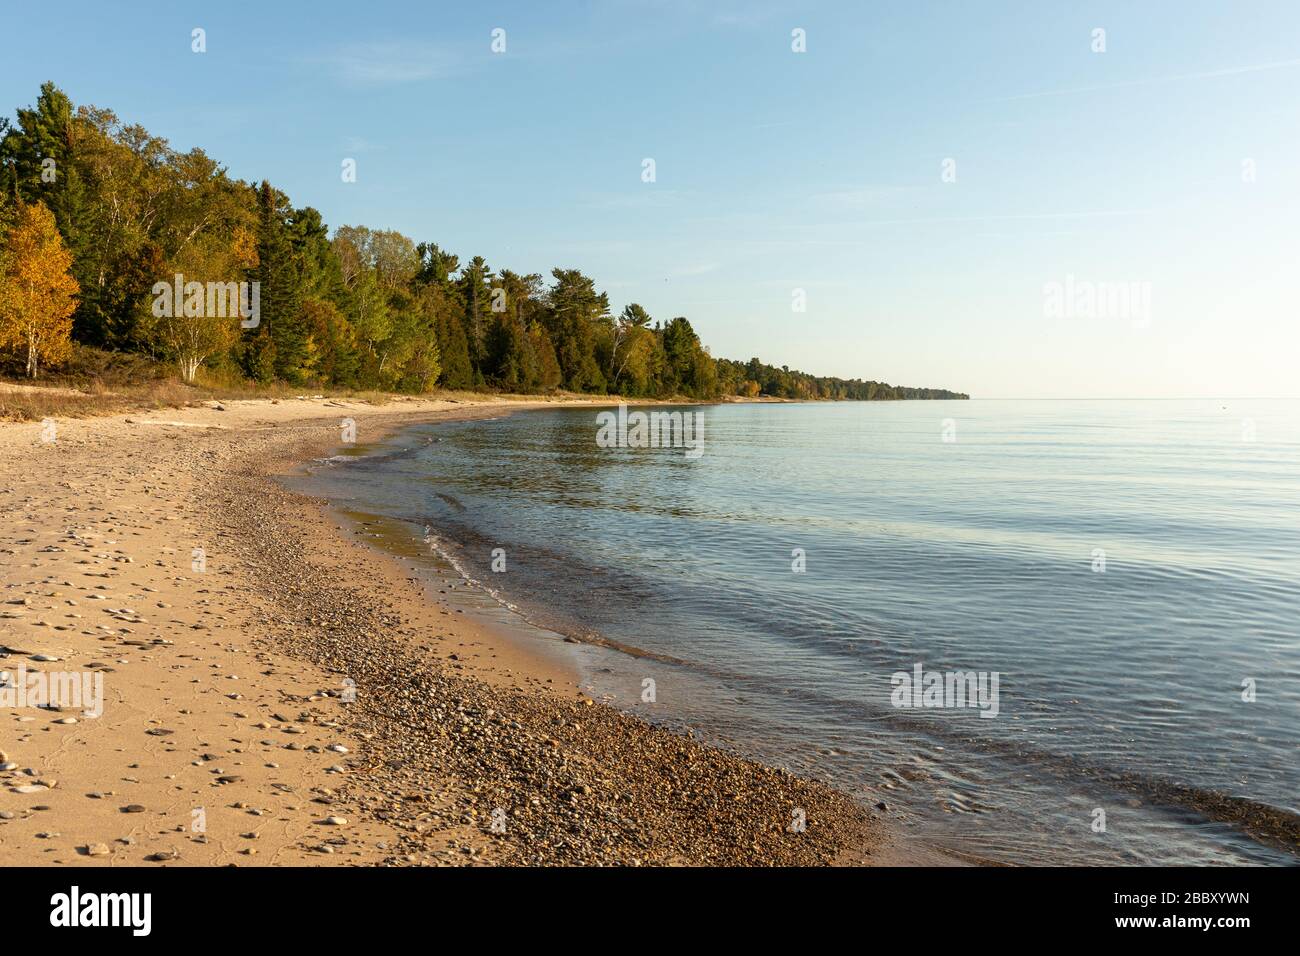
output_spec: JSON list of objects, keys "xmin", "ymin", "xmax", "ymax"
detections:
[{"xmin": 294, "ymin": 399, "xmax": 1300, "ymax": 865}]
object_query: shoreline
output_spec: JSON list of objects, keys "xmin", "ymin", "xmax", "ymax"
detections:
[{"xmin": 1, "ymin": 395, "xmax": 915, "ymax": 866}]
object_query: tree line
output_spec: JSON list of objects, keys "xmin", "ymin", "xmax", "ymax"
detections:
[{"xmin": 0, "ymin": 83, "xmax": 968, "ymax": 401}]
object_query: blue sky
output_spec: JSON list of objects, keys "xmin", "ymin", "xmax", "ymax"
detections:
[{"xmin": 4, "ymin": 0, "xmax": 1299, "ymax": 398}]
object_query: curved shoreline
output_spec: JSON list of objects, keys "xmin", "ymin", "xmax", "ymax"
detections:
[
  {"xmin": 223, "ymin": 400, "xmax": 897, "ymax": 865},
  {"xmin": 286, "ymin": 405, "xmax": 1300, "ymax": 867},
  {"xmin": 1, "ymin": 395, "xmax": 902, "ymax": 866}
]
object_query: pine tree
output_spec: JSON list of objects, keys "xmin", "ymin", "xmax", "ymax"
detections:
[
  {"xmin": 249, "ymin": 181, "xmax": 308, "ymax": 382},
  {"xmin": 457, "ymin": 255, "xmax": 493, "ymax": 382},
  {"xmin": 0, "ymin": 84, "xmax": 93, "ymax": 337},
  {"xmin": 544, "ymin": 268, "xmax": 609, "ymax": 391},
  {"xmin": 529, "ymin": 322, "xmax": 562, "ymax": 391}
]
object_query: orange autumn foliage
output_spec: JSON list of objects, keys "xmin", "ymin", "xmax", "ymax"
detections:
[{"xmin": 0, "ymin": 201, "xmax": 79, "ymax": 377}]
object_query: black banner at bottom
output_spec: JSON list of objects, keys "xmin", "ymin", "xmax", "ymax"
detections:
[{"xmin": 0, "ymin": 865, "xmax": 1285, "ymax": 940}]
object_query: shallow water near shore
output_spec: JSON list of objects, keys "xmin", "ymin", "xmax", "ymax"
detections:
[{"xmin": 290, "ymin": 399, "xmax": 1300, "ymax": 865}]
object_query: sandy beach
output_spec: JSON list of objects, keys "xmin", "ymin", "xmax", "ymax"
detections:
[{"xmin": 0, "ymin": 395, "xmax": 908, "ymax": 866}]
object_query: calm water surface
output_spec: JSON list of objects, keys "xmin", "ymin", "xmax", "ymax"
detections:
[{"xmin": 294, "ymin": 400, "xmax": 1300, "ymax": 865}]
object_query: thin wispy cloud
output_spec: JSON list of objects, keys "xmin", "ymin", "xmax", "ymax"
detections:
[
  {"xmin": 811, "ymin": 186, "xmax": 922, "ymax": 209},
  {"xmin": 614, "ymin": 0, "xmax": 785, "ymax": 30},
  {"xmin": 582, "ymin": 189, "xmax": 689, "ymax": 211},
  {"xmin": 307, "ymin": 41, "xmax": 459, "ymax": 88},
  {"xmin": 671, "ymin": 262, "xmax": 721, "ymax": 277},
  {"xmin": 973, "ymin": 231, "xmax": 1083, "ymax": 239},
  {"xmin": 753, "ymin": 278, "xmax": 856, "ymax": 289},
  {"xmin": 993, "ymin": 57, "xmax": 1300, "ymax": 102},
  {"xmin": 850, "ymin": 208, "xmax": 1156, "ymax": 225},
  {"xmin": 711, "ymin": 5, "xmax": 785, "ymax": 29},
  {"xmin": 342, "ymin": 136, "xmax": 386, "ymax": 153},
  {"xmin": 704, "ymin": 209, "xmax": 1156, "ymax": 249}
]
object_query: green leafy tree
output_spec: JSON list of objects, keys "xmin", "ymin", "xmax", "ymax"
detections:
[
  {"xmin": 610, "ymin": 303, "xmax": 652, "ymax": 393},
  {"xmin": 301, "ymin": 297, "xmax": 359, "ymax": 387}
]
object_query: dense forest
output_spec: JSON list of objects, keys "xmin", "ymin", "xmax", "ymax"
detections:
[{"xmin": 0, "ymin": 83, "xmax": 967, "ymax": 401}]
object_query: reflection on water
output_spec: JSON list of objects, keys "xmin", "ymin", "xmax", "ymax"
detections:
[{"xmin": 292, "ymin": 399, "xmax": 1300, "ymax": 865}]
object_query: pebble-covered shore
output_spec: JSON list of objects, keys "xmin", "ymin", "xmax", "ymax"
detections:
[{"xmin": 212, "ymin": 410, "xmax": 881, "ymax": 866}]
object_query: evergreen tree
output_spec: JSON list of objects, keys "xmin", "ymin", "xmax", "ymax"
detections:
[
  {"xmin": 544, "ymin": 268, "xmax": 608, "ymax": 391},
  {"xmin": 414, "ymin": 242, "xmax": 459, "ymax": 288},
  {"xmin": 0, "ymin": 84, "xmax": 86, "ymax": 241},
  {"xmin": 529, "ymin": 322, "xmax": 562, "ymax": 392},
  {"xmin": 435, "ymin": 311, "xmax": 473, "ymax": 389},
  {"xmin": 456, "ymin": 255, "xmax": 493, "ymax": 382},
  {"xmin": 0, "ymin": 84, "xmax": 93, "ymax": 337},
  {"xmin": 289, "ymin": 206, "xmax": 346, "ymax": 302},
  {"xmin": 249, "ymin": 180, "xmax": 308, "ymax": 382}
]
